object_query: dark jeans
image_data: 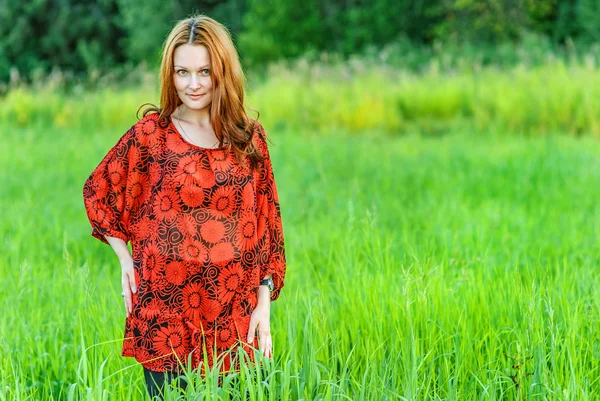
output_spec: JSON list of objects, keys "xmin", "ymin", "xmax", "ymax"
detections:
[
  {"xmin": 143, "ymin": 360, "xmax": 267, "ymax": 399},
  {"xmin": 143, "ymin": 367, "xmax": 188, "ymax": 400}
]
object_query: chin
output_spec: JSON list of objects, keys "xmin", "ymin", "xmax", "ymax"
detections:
[{"xmin": 183, "ymin": 100, "xmax": 212, "ymax": 110}]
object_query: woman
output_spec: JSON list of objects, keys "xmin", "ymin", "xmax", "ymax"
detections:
[{"xmin": 82, "ymin": 14, "xmax": 286, "ymax": 400}]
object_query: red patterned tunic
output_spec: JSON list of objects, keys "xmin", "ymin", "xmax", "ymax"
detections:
[{"xmin": 82, "ymin": 112, "xmax": 286, "ymax": 373}]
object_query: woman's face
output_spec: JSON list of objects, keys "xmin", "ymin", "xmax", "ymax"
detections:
[{"xmin": 172, "ymin": 43, "xmax": 214, "ymax": 112}]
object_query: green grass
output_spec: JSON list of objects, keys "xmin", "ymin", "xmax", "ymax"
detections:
[
  {"xmin": 4, "ymin": 58, "xmax": 600, "ymax": 137},
  {"xmin": 1, "ymin": 120, "xmax": 599, "ymax": 399}
]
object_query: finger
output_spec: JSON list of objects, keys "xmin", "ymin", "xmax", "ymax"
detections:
[
  {"xmin": 265, "ymin": 337, "xmax": 272, "ymax": 358},
  {"xmin": 260, "ymin": 338, "xmax": 271, "ymax": 357},
  {"xmin": 121, "ymin": 283, "xmax": 132, "ymax": 316},
  {"xmin": 259, "ymin": 328, "xmax": 270, "ymax": 356},
  {"xmin": 247, "ymin": 317, "xmax": 256, "ymax": 343},
  {"xmin": 123, "ymin": 294, "xmax": 129, "ymax": 317},
  {"xmin": 121, "ymin": 272, "xmax": 134, "ymax": 315},
  {"xmin": 265, "ymin": 335, "xmax": 272, "ymax": 358},
  {"xmin": 128, "ymin": 271, "xmax": 137, "ymax": 294},
  {"xmin": 264, "ymin": 342, "xmax": 272, "ymax": 358},
  {"xmin": 127, "ymin": 293, "xmax": 132, "ymax": 315}
]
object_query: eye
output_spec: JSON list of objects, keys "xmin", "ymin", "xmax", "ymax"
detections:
[
  {"xmin": 176, "ymin": 70, "xmax": 187, "ymax": 76},
  {"xmin": 201, "ymin": 69, "xmax": 210, "ymax": 75}
]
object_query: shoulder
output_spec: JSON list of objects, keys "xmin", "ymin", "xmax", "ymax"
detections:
[
  {"xmin": 249, "ymin": 119, "xmax": 269, "ymax": 156},
  {"xmin": 127, "ymin": 112, "xmax": 165, "ymax": 143},
  {"xmin": 134, "ymin": 112, "xmax": 162, "ymax": 133},
  {"xmin": 249, "ymin": 118, "xmax": 265, "ymax": 134}
]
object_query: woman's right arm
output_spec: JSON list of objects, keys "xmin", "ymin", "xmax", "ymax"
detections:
[
  {"xmin": 83, "ymin": 126, "xmax": 137, "ymax": 316},
  {"xmin": 106, "ymin": 235, "xmax": 132, "ymax": 264},
  {"xmin": 106, "ymin": 235, "xmax": 137, "ymax": 317},
  {"xmin": 82, "ymin": 127, "xmax": 135, "ymax": 245}
]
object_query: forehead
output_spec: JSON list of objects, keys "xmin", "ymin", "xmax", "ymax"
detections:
[{"xmin": 173, "ymin": 44, "xmax": 211, "ymax": 67}]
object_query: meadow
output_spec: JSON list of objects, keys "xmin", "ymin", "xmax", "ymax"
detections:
[
  {"xmin": 5, "ymin": 53, "xmax": 600, "ymax": 137},
  {"xmin": 0, "ymin": 61, "xmax": 599, "ymax": 400}
]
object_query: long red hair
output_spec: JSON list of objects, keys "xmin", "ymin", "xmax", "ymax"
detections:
[{"xmin": 138, "ymin": 14, "xmax": 264, "ymax": 171}]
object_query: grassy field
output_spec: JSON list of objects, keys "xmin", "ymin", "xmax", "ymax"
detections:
[
  {"xmin": 4, "ymin": 58, "xmax": 600, "ymax": 138},
  {"xmin": 0, "ymin": 113, "xmax": 599, "ymax": 400}
]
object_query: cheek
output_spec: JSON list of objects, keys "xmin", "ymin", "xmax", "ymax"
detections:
[{"xmin": 173, "ymin": 77, "xmax": 186, "ymax": 91}]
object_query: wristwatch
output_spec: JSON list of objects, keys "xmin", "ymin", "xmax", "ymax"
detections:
[{"xmin": 260, "ymin": 277, "xmax": 274, "ymax": 294}]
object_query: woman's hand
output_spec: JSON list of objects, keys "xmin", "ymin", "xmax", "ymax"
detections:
[
  {"xmin": 247, "ymin": 287, "xmax": 272, "ymax": 358},
  {"xmin": 120, "ymin": 257, "xmax": 137, "ymax": 318}
]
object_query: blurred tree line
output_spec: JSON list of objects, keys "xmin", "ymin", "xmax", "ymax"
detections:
[{"xmin": 1, "ymin": 0, "xmax": 599, "ymax": 85}]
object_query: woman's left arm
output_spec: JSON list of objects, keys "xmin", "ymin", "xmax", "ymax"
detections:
[
  {"xmin": 247, "ymin": 123, "xmax": 287, "ymax": 357},
  {"xmin": 254, "ymin": 124, "xmax": 287, "ymax": 302}
]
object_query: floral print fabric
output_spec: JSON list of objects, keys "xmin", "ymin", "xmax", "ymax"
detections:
[{"xmin": 82, "ymin": 113, "xmax": 286, "ymax": 373}]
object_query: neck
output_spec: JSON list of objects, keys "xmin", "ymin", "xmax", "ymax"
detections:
[{"xmin": 178, "ymin": 104, "xmax": 211, "ymax": 127}]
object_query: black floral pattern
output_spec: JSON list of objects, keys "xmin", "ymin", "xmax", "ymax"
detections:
[{"xmin": 83, "ymin": 113, "xmax": 286, "ymax": 373}]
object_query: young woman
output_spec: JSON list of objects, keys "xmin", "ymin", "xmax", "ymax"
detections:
[{"xmin": 82, "ymin": 14, "xmax": 286, "ymax": 400}]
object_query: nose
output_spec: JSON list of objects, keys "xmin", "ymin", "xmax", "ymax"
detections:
[{"xmin": 189, "ymin": 73, "xmax": 201, "ymax": 90}]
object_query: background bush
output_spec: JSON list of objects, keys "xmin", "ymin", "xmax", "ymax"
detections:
[{"xmin": 3, "ymin": 0, "xmax": 600, "ymax": 86}]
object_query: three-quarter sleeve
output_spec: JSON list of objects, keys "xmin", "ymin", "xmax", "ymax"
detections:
[
  {"xmin": 82, "ymin": 127, "xmax": 135, "ymax": 245},
  {"xmin": 254, "ymin": 123, "xmax": 287, "ymax": 302}
]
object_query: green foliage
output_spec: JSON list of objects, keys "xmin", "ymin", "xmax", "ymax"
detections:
[
  {"xmin": 331, "ymin": 0, "xmax": 434, "ymax": 53},
  {"xmin": 5, "ymin": 0, "xmax": 600, "ymax": 86},
  {"xmin": 239, "ymin": 0, "xmax": 435, "ymax": 66},
  {"xmin": 239, "ymin": 0, "xmax": 600, "ymax": 67},
  {"xmin": 116, "ymin": 0, "xmax": 175, "ymax": 68},
  {"xmin": 116, "ymin": 0, "xmax": 246, "ymax": 69},
  {"xmin": 575, "ymin": 0, "xmax": 600, "ymax": 43},
  {"xmin": 238, "ymin": 0, "xmax": 325, "ymax": 65},
  {"xmin": 428, "ymin": 0, "xmax": 534, "ymax": 43},
  {"xmin": 524, "ymin": 0, "xmax": 558, "ymax": 37},
  {"xmin": 0, "ymin": 0, "xmax": 247, "ymax": 85},
  {"xmin": 0, "ymin": 0, "xmax": 127, "ymax": 83}
]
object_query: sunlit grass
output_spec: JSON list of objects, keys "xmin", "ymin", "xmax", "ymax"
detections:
[
  {"xmin": 1, "ymin": 114, "xmax": 599, "ymax": 399},
  {"xmin": 3, "ymin": 58, "xmax": 600, "ymax": 137}
]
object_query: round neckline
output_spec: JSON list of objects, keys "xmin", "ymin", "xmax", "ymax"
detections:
[{"xmin": 168, "ymin": 116, "xmax": 227, "ymax": 151}]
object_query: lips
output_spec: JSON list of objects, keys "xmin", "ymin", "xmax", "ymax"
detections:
[{"xmin": 188, "ymin": 94, "xmax": 205, "ymax": 99}]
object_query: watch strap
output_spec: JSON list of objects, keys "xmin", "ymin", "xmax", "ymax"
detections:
[{"xmin": 260, "ymin": 278, "xmax": 274, "ymax": 292}]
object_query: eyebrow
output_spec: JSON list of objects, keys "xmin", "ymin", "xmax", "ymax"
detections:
[{"xmin": 174, "ymin": 65, "xmax": 210, "ymax": 69}]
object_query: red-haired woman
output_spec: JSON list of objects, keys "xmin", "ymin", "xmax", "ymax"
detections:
[{"xmin": 82, "ymin": 14, "xmax": 286, "ymax": 400}]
